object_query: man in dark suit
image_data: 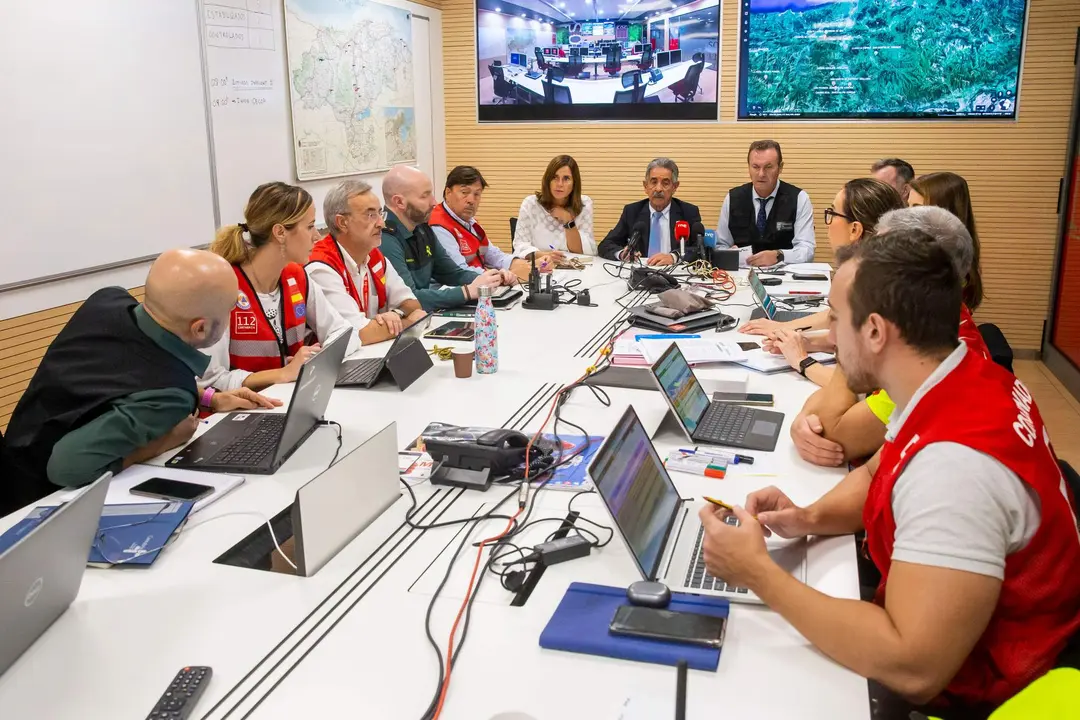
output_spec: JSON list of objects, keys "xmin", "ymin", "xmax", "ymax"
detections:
[{"xmin": 598, "ymin": 158, "xmax": 702, "ymax": 265}]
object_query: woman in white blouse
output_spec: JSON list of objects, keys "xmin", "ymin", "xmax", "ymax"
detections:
[{"xmin": 513, "ymin": 155, "xmax": 596, "ymax": 261}]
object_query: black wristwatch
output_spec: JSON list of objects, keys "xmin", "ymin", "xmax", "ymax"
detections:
[
  {"xmin": 776, "ymin": 249, "xmax": 785, "ymax": 263},
  {"xmin": 798, "ymin": 356, "xmax": 819, "ymax": 377},
  {"xmin": 564, "ymin": 219, "xmax": 576, "ymax": 230}
]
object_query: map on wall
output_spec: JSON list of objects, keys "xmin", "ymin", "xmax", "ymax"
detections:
[{"xmin": 284, "ymin": 0, "xmax": 416, "ymax": 180}]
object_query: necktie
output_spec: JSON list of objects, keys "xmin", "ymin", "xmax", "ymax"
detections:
[
  {"xmin": 649, "ymin": 210, "xmax": 663, "ymax": 256},
  {"xmin": 756, "ymin": 197, "xmax": 770, "ymax": 235}
]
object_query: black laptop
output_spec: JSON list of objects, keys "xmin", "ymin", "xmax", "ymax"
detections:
[
  {"xmin": 747, "ymin": 269, "xmax": 818, "ymax": 323},
  {"xmin": 166, "ymin": 329, "xmax": 351, "ymax": 474},
  {"xmin": 649, "ymin": 342, "xmax": 784, "ymax": 452},
  {"xmin": 336, "ymin": 315, "xmax": 433, "ymax": 390}
]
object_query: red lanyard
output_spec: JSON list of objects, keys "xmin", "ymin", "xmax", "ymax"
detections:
[{"xmin": 358, "ymin": 267, "xmax": 371, "ymax": 315}]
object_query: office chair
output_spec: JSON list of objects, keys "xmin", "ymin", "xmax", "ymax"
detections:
[
  {"xmin": 534, "ymin": 47, "xmax": 549, "ymax": 71},
  {"xmin": 509, "ymin": 217, "xmax": 517, "ymax": 242},
  {"xmin": 670, "ymin": 60, "xmax": 704, "ymax": 102},
  {"xmin": 489, "ymin": 65, "xmax": 516, "ymax": 105},
  {"xmin": 637, "ymin": 45, "xmax": 653, "ymax": 71},
  {"xmin": 692, "ymin": 51, "xmax": 705, "ymax": 63},
  {"xmin": 978, "ymin": 324, "xmax": 1014, "ymax": 373},
  {"xmin": 545, "ymin": 65, "xmax": 565, "ymax": 83},
  {"xmin": 603, "ymin": 45, "xmax": 622, "ymax": 77},
  {"xmin": 542, "ymin": 80, "xmax": 572, "ymax": 104}
]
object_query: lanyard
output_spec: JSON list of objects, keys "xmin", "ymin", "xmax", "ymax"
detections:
[{"xmin": 359, "ymin": 267, "xmax": 371, "ymax": 315}]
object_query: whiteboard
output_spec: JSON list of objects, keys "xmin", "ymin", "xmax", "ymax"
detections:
[
  {"xmin": 0, "ymin": 0, "xmax": 216, "ymax": 288},
  {"xmin": 201, "ymin": 0, "xmax": 438, "ymax": 230}
]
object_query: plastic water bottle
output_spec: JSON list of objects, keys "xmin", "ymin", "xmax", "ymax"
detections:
[{"xmin": 474, "ymin": 286, "xmax": 498, "ymax": 374}]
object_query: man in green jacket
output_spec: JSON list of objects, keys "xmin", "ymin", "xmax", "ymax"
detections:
[{"xmin": 380, "ymin": 165, "xmax": 507, "ymax": 311}]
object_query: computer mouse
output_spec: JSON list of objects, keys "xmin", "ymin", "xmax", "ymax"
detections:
[
  {"xmin": 759, "ymin": 276, "xmax": 783, "ymax": 286},
  {"xmin": 626, "ymin": 580, "xmax": 672, "ymax": 608}
]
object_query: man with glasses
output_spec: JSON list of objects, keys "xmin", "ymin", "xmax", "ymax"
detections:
[
  {"xmin": 715, "ymin": 139, "xmax": 816, "ymax": 267},
  {"xmin": 308, "ymin": 179, "xmax": 427, "ymax": 345}
]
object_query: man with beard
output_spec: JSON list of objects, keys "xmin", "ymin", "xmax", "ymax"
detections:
[
  {"xmin": 308, "ymin": 179, "xmax": 427, "ymax": 344},
  {"xmin": 597, "ymin": 157, "xmax": 702, "ymax": 266},
  {"xmin": 696, "ymin": 229, "xmax": 1080, "ymax": 717},
  {"xmin": 378, "ymin": 165, "xmax": 506, "ymax": 312},
  {"xmin": 1, "ymin": 249, "xmax": 279, "ymax": 516}
]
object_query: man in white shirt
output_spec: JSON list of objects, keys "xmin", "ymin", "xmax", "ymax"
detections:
[
  {"xmin": 429, "ymin": 165, "xmax": 527, "ymax": 280},
  {"xmin": 307, "ymin": 180, "xmax": 426, "ymax": 345},
  {"xmin": 715, "ymin": 140, "xmax": 816, "ymax": 266}
]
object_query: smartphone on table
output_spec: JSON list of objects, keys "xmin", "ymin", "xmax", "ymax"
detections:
[
  {"xmin": 130, "ymin": 478, "xmax": 214, "ymax": 502},
  {"xmin": 609, "ymin": 605, "xmax": 727, "ymax": 649},
  {"xmin": 711, "ymin": 392, "xmax": 775, "ymax": 407}
]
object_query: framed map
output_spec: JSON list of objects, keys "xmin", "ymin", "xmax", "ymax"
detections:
[{"xmin": 284, "ymin": 0, "xmax": 416, "ymax": 180}]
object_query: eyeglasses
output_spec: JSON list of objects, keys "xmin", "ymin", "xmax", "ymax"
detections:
[
  {"xmin": 824, "ymin": 207, "xmax": 853, "ymax": 225},
  {"xmin": 343, "ymin": 208, "xmax": 388, "ymax": 223}
]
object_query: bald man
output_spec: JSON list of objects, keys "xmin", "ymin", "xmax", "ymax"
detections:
[
  {"xmin": 1, "ymin": 249, "xmax": 278, "ymax": 516},
  {"xmin": 379, "ymin": 165, "xmax": 504, "ymax": 311}
]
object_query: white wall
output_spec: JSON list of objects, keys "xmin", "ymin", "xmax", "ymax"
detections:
[{"xmin": 0, "ymin": 1, "xmax": 446, "ymax": 320}]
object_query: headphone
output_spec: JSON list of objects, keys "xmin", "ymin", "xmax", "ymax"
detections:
[{"xmin": 628, "ymin": 268, "xmax": 679, "ymax": 294}]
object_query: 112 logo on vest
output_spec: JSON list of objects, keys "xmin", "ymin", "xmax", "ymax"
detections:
[
  {"xmin": 236, "ymin": 291, "xmax": 251, "ymax": 310},
  {"xmin": 235, "ymin": 312, "xmax": 257, "ymax": 335},
  {"xmin": 1011, "ymin": 379, "xmax": 1037, "ymax": 447}
]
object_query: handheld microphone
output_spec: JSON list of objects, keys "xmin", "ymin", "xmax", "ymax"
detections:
[
  {"xmin": 674, "ymin": 220, "xmax": 690, "ymax": 262},
  {"xmin": 691, "ymin": 221, "xmax": 706, "ymax": 263},
  {"xmin": 628, "ymin": 220, "xmax": 648, "ymax": 262}
]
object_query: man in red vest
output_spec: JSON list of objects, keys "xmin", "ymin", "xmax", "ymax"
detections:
[
  {"xmin": 308, "ymin": 179, "xmax": 426, "ymax": 345},
  {"xmin": 698, "ymin": 229, "xmax": 1080, "ymax": 717},
  {"xmin": 429, "ymin": 166, "xmax": 532, "ymax": 281}
]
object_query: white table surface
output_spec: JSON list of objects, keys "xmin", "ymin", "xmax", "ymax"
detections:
[
  {"xmin": 505, "ymin": 61, "xmax": 702, "ymax": 104},
  {"xmin": 0, "ymin": 263, "xmax": 869, "ymax": 720}
]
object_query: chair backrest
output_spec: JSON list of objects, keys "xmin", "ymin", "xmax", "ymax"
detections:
[
  {"xmin": 978, "ymin": 323, "xmax": 1014, "ymax": 374},
  {"xmin": 493, "ymin": 59, "xmax": 502, "ymax": 66},
  {"xmin": 621, "ymin": 70, "xmax": 641, "ymax": 88},
  {"xmin": 684, "ymin": 61, "xmax": 704, "ymax": 88},
  {"xmin": 641, "ymin": 46, "xmax": 653, "ymax": 63},
  {"xmin": 534, "ymin": 47, "xmax": 548, "ymax": 69},
  {"xmin": 633, "ymin": 82, "xmax": 647, "ymax": 102},
  {"xmin": 605, "ymin": 45, "xmax": 618, "ymax": 65},
  {"xmin": 692, "ymin": 51, "xmax": 705, "ymax": 63},
  {"xmin": 546, "ymin": 65, "xmax": 565, "ymax": 83},
  {"xmin": 553, "ymin": 84, "xmax": 572, "ymax": 104},
  {"xmin": 613, "ymin": 88, "xmax": 635, "ymax": 104},
  {"xmin": 509, "ymin": 217, "xmax": 517, "ymax": 241}
]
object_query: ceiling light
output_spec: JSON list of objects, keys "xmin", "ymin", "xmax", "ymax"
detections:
[
  {"xmin": 521, "ymin": 12, "xmax": 527, "ymax": 16},
  {"xmin": 568, "ymin": 11, "xmax": 574, "ymax": 15},
  {"xmin": 495, "ymin": 5, "xmax": 501, "ymax": 9}
]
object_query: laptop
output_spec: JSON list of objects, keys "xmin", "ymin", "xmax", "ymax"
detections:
[
  {"xmin": 0, "ymin": 473, "xmax": 110, "ymax": 676},
  {"xmin": 588, "ymin": 407, "xmax": 807, "ymax": 605},
  {"xmin": 650, "ymin": 342, "xmax": 784, "ymax": 451},
  {"xmin": 291, "ymin": 422, "xmax": 401, "ymax": 576},
  {"xmin": 747, "ymin": 269, "xmax": 818, "ymax": 322},
  {"xmin": 166, "ymin": 329, "xmax": 351, "ymax": 474},
  {"xmin": 337, "ymin": 314, "xmax": 433, "ymax": 390}
]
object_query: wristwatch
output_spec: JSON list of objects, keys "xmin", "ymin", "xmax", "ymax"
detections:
[
  {"xmin": 776, "ymin": 249, "xmax": 785, "ymax": 263},
  {"xmin": 563, "ymin": 219, "xmax": 576, "ymax": 230},
  {"xmin": 392, "ymin": 308, "xmax": 406, "ymax": 318},
  {"xmin": 798, "ymin": 356, "xmax": 819, "ymax": 377}
]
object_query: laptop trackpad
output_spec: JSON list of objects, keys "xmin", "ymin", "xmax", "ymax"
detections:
[
  {"xmin": 751, "ymin": 418, "xmax": 779, "ymax": 438},
  {"xmin": 767, "ymin": 540, "xmax": 807, "ymax": 581}
]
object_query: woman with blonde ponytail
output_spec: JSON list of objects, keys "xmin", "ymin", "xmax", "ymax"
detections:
[{"xmin": 201, "ymin": 182, "xmax": 358, "ymax": 392}]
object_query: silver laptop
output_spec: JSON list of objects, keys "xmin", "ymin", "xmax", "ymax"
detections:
[
  {"xmin": 0, "ymin": 473, "xmax": 110, "ymax": 675},
  {"xmin": 588, "ymin": 407, "xmax": 806, "ymax": 604},
  {"xmin": 748, "ymin": 269, "xmax": 818, "ymax": 323},
  {"xmin": 291, "ymin": 422, "xmax": 401, "ymax": 576}
]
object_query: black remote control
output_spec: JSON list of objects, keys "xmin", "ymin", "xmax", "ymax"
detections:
[{"xmin": 146, "ymin": 666, "xmax": 212, "ymax": 719}]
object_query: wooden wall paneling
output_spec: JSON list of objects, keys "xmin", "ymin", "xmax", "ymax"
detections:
[{"xmin": 442, "ymin": 0, "xmax": 1080, "ymax": 350}]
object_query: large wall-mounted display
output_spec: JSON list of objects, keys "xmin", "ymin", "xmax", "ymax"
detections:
[
  {"xmin": 738, "ymin": 0, "xmax": 1028, "ymax": 120},
  {"xmin": 477, "ymin": 0, "xmax": 720, "ymax": 122}
]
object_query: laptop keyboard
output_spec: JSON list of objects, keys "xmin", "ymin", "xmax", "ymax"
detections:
[
  {"xmin": 339, "ymin": 358, "xmax": 382, "ymax": 385},
  {"xmin": 685, "ymin": 517, "xmax": 749, "ymax": 594},
  {"xmin": 696, "ymin": 403, "xmax": 754, "ymax": 446},
  {"xmin": 209, "ymin": 414, "xmax": 287, "ymax": 466}
]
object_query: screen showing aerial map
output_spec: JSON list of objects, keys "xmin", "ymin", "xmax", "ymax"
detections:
[{"xmin": 738, "ymin": 0, "xmax": 1028, "ymax": 119}]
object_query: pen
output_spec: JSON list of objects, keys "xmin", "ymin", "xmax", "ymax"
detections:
[
  {"xmin": 678, "ymin": 448, "xmax": 754, "ymax": 465},
  {"xmin": 789, "ymin": 291, "xmax": 821, "ymax": 295},
  {"xmin": 703, "ymin": 496, "xmax": 735, "ymax": 511},
  {"xmin": 636, "ymin": 333, "xmax": 700, "ymax": 341},
  {"xmin": 794, "ymin": 326, "xmax": 812, "ymax": 331}
]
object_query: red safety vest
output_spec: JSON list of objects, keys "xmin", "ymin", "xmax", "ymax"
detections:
[
  {"xmin": 864, "ymin": 348, "xmax": 1080, "ymax": 710},
  {"xmin": 959, "ymin": 304, "xmax": 991, "ymax": 360},
  {"xmin": 429, "ymin": 203, "xmax": 489, "ymax": 269},
  {"xmin": 229, "ymin": 263, "xmax": 309, "ymax": 373},
  {"xmin": 307, "ymin": 235, "xmax": 389, "ymax": 317}
]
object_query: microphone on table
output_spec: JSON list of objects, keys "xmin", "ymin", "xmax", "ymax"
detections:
[
  {"xmin": 691, "ymin": 221, "xmax": 706, "ymax": 264},
  {"xmin": 627, "ymin": 220, "xmax": 648, "ymax": 263},
  {"xmin": 674, "ymin": 220, "xmax": 690, "ymax": 263}
]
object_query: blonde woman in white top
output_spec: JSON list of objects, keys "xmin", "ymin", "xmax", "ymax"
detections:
[{"xmin": 513, "ymin": 155, "xmax": 596, "ymax": 264}]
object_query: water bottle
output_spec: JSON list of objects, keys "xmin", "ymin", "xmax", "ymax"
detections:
[{"xmin": 474, "ymin": 285, "xmax": 498, "ymax": 374}]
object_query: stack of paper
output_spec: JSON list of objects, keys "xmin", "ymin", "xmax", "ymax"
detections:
[
  {"xmin": 611, "ymin": 330, "xmax": 651, "ymax": 367},
  {"xmin": 637, "ymin": 338, "xmax": 747, "ymax": 365},
  {"xmin": 736, "ymin": 349, "xmax": 835, "ymax": 374}
]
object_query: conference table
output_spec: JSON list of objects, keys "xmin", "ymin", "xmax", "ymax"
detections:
[
  {"xmin": 504, "ymin": 61, "xmax": 706, "ymax": 104},
  {"xmin": 0, "ymin": 263, "xmax": 869, "ymax": 719},
  {"xmin": 543, "ymin": 52, "xmax": 643, "ymax": 78}
]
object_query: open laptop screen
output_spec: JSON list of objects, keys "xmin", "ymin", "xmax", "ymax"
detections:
[
  {"xmin": 652, "ymin": 343, "xmax": 710, "ymax": 434},
  {"xmin": 747, "ymin": 270, "xmax": 778, "ymax": 320},
  {"xmin": 588, "ymin": 407, "xmax": 681, "ymax": 581}
]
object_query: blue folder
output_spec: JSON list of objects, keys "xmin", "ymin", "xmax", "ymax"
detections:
[{"xmin": 538, "ymin": 582, "xmax": 730, "ymax": 671}]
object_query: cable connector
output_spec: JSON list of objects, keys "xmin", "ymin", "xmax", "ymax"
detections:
[{"xmin": 532, "ymin": 535, "xmax": 591, "ymax": 567}]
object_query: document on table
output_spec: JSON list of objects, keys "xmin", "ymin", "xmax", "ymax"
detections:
[
  {"xmin": 637, "ymin": 338, "xmax": 747, "ymax": 365},
  {"xmin": 55, "ymin": 465, "xmax": 243, "ymax": 514},
  {"xmin": 736, "ymin": 349, "xmax": 835, "ymax": 374}
]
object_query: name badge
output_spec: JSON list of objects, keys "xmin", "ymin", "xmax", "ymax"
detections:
[{"xmin": 776, "ymin": 221, "xmax": 794, "ymax": 231}]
